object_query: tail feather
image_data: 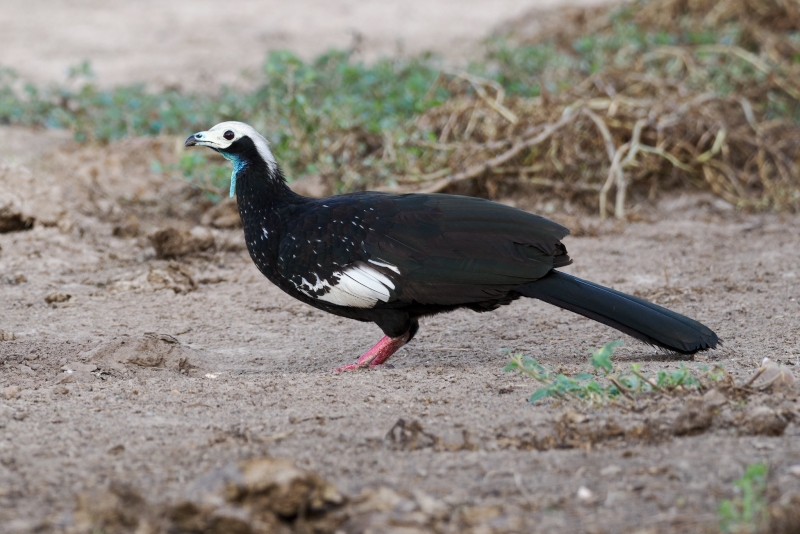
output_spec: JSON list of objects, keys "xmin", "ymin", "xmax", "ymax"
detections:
[{"xmin": 517, "ymin": 271, "xmax": 719, "ymax": 354}]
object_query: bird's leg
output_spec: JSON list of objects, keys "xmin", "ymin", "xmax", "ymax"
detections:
[{"xmin": 333, "ymin": 332, "xmax": 411, "ymax": 372}]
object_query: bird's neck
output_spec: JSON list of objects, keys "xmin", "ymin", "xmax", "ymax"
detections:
[
  {"xmin": 232, "ymin": 155, "xmax": 308, "ymax": 262},
  {"xmin": 233, "ymin": 156, "xmax": 300, "ymax": 210}
]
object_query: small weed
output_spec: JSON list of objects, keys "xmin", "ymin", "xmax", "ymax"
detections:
[
  {"xmin": 504, "ymin": 341, "xmax": 723, "ymax": 404},
  {"xmin": 718, "ymin": 463, "xmax": 769, "ymax": 534}
]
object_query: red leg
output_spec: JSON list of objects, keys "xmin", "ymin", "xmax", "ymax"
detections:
[{"xmin": 333, "ymin": 332, "xmax": 411, "ymax": 372}]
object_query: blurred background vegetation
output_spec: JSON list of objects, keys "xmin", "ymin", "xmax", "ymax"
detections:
[{"xmin": 1, "ymin": 0, "xmax": 798, "ymax": 213}]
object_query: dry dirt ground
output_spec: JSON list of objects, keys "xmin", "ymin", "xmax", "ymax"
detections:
[
  {"xmin": 1, "ymin": 132, "xmax": 799, "ymax": 533},
  {"xmin": 2, "ymin": 2, "xmax": 800, "ymax": 533}
]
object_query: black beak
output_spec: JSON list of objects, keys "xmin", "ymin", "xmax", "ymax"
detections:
[{"xmin": 184, "ymin": 134, "xmax": 199, "ymax": 147}]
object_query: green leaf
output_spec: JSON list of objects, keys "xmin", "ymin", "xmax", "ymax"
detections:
[
  {"xmin": 528, "ymin": 388, "xmax": 551, "ymax": 403},
  {"xmin": 590, "ymin": 340, "xmax": 622, "ymax": 374}
]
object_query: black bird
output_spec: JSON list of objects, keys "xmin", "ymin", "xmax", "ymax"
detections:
[{"xmin": 185, "ymin": 122, "xmax": 718, "ymax": 371}]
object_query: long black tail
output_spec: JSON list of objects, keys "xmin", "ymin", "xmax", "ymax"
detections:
[{"xmin": 517, "ymin": 271, "xmax": 719, "ymax": 354}]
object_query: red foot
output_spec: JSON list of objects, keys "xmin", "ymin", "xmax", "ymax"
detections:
[{"xmin": 333, "ymin": 333, "xmax": 410, "ymax": 372}]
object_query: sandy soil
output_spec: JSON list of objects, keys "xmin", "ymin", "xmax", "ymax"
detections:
[
  {"xmin": 1, "ymin": 1, "xmax": 800, "ymax": 532},
  {"xmin": 0, "ymin": 133, "xmax": 799, "ymax": 533}
]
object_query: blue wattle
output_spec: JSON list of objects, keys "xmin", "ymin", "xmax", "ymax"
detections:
[{"xmin": 222, "ymin": 153, "xmax": 246, "ymax": 198}]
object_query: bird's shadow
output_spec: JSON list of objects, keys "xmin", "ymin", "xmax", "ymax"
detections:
[{"xmin": 615, "ymin": 349, "xmax": 695, "ymax": 363}]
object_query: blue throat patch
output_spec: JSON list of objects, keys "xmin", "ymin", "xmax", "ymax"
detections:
[{"xmin": 222, "ymin": 153, "xmax": 245, "ymax": 198}]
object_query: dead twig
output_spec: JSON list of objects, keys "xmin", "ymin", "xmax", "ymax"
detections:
[{"xmin": 418, "ymin": 107, "xmax": 580, "ymax": 194}]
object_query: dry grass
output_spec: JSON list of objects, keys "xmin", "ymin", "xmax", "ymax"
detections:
[{"xmin": 386, "ymin": 0, "xmax": 800, "ymax": 216}]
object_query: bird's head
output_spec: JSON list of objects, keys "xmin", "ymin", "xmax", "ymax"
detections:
[{"xmin": 185, "ymin": 121, "xmax": 277, "ymax": 197}]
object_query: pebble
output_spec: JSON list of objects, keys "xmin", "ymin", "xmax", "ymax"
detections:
[
  {"xmin": 61, "ymin": 362, "xmax": 98, "ymax": 373},
  {"xmin": 2, "ymin": 385, "xmax": 20, "ymax": 400},
  {"xmin": 577, "ymin": 486, "xmax": 594, "ymax": 501},
  {"xmin": 789, "ymin": 465, "xmax": 800, "ymax": 478},
  {"xmin": 600, "ymin": 465, "xmax": 622, "ymax": 477},
  {"xmin": 17, "ymin": 364, "xmax": 35, "ymax": 375}
]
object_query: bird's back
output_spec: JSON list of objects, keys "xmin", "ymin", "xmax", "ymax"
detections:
[{"xmin": 260, "ymin": 192, "xmax": 571, "ymax": 311}]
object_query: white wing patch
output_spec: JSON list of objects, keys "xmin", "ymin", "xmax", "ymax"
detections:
[
  {"xmin": 368, "ymin": 259, "xmax": 401, "ymax": 274},
  {"xmin": 296, "ymin": 262, "xmax": 398, "ymax": 308}
]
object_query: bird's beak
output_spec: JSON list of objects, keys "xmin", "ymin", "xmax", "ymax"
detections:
[{"xmin": 185, "ymin": 132, "xmax": 210, "ymax": 147}]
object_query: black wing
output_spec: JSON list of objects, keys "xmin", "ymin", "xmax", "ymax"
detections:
[
  {"xmin": 363, "ymin": 193, "xmax": 571, "ymax": 305},
  {"xmin": 274, "ymin": 192, "xmax": 570, "ymax": 308}
]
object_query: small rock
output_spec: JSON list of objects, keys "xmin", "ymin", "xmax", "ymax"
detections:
[
  {"xmin": 45, "ymin": 291, "xmax": 71, "ymax": 304},
  {"xmin": 52, "ymin": 386, "xmax": 70, "ymax": 395},
  {"xmin": 17, "ymin": 364, "xmax": 35, "ymax": 375},
  {"xmin": 12, "ymin": 410, "xmax": 28, "ymax": 421},
  {"xmin": 673, "ymin": 396, "xmax": 713, "ymax": 435},
  {"xmin": 0, "ymin": 329, "xmax": 16, "ymax": 341},
  {"xmin": 743, "ymin": 406, "xmax": 788, "ymax": 436},
  {"xmin": 412, "ymin": 490, "xmax": 448, "ymax": 518},
  {"xmin": 563, "ymin": 409, "xmax": 588, "ymax": 424},
  {"xmin": 577, "ymin": 486, "xmax": 594, "ymax": 501},
  {"xmin": 788, "ymin": 465, "xmax": 800, "ymax": 478},
  {"xmin": 108, "ymin": 445, "xmax": 125, "ymax": 455},
  {"xmin": 600, "ymin": 465, "xmax": 622, "ymax": 477},
  {"xmin": 61, "ymin": 362, "xmax": 98, "ymax": 373},
  {"xmin": 2, "ymin": 385, "xmax": 21, "ymax": 399}
]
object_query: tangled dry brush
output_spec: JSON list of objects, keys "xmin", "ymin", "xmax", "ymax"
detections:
[{"xmin": 384, "ymin": 0, "xmax": 800, "ymax": 216}]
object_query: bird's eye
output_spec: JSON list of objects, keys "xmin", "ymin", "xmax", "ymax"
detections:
[{"xmin": 223, "ymin": 130, "xmax": 235, "ymax": 141}]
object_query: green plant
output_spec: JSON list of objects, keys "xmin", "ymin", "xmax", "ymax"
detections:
[
  {"xmin": 504, "ymin": 340, "xmax": 722, "ymax": 404},
  {"xmin": 718, "ymin": 463, "xmax": 769, "ymax": 534}
]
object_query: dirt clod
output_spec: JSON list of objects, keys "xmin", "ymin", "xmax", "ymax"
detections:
[
  {"xmin": 73, "ymin": 482, "xmax": 149, "ymax": 534},
  {"xmin": 0, "ymin": 329, "xmax": 16, "ymax": 341},
  {"xmin": 2, "ymin": 385, "xmax": 20, "ymax": 399},
  {"xmin": 83, "ymin": 332, "xmax": 203, "ymax": 373},
  {"xmin": 741, "ymin": 406, "xmax": 788, "ymax": 437},
  {"xmin": 0, "ymin": 190, "xmax": 34, "ymax": 233},
  {"xmin": 770, "ymin": 494, "xmax": 800, "ymax": 534},
  {"xmin": 111, "ymin": 214, "xmax": 141, "ymax": 237},
  {"xmin": 45, "ymin": 291, "xmax": 71, "ymax": 304},
  {"xmin": 148, "ymin": 226, "xmax": 215, "ymax": 258},
  {"xmin": 385, "ymin": 418, "xmax": 438, "ymax": 450},
  {"xmin": 672, "ymin": 397, "xmax": 714, "ymax": 436},
  {"xmin": 702, "ymin": 388, "xmax": 728, "ymax": 408},
  {"xmin": 77, "ymin": 457, "xmax": 347, "ymax": 534}
]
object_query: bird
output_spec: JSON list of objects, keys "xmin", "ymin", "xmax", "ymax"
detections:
[{"xmin": 185, "ymin": 121, "xmax": 719, "ymax": 371}]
